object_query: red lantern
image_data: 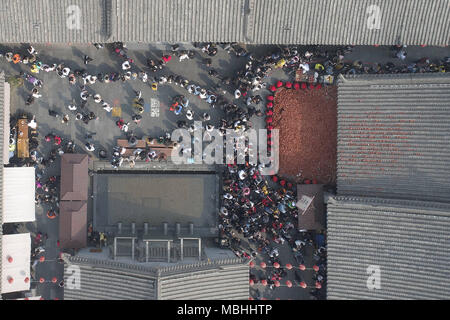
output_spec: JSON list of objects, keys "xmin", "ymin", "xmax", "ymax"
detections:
[
  {"xmin": 261, "ymin": 279, "xmax": 267, "ymax": 286},
  {"xmin": 52, "ymin": 277, "xmax": 58, "ymax": 284},
  {"xmin": 274, "ymin": 280, "xmax": 280, "ymax": 287},
  {"xmin": 271, "ymin": 176, "xmax": 278, "ymax": 182},
  {"xmin": 7, "ymin": 276, "xmax": 14, "ymax": 284},
  {"xmin": 285, "ymin": 263, "xmax": 293, "ymax": 270},
  {"xmin": 249, "ymin": 297, "xmax": 254, "ymax": 300},
  {"xmin": 273, "ymin": 262, "xmax": 280, "ymax": 269},
  {"xmin": 285, "ymin": 82, "xmax": 292, "ymax": 88},
  {"xmin": 266, "ymin": 117, "xmax": 273, "ymax": 123},
  {"xmin": 39, "ymin": 256, "xmax": 45, "ymax": 262},
  {"xmin": 294, "ymin": 82, "xmax": 300, "ymax": 90},
  {"xmin": 299, "ymin": 264, "xmax": 306, "ymax": 271},
  {"xmin": 267, "ymin": 95, "xmax": 274, "ymax": 101},
  {"xmin": 267, "ymin": 125, "xmax": 274, "ymax": 130},
  {"xmin": 280, "ymin": 180, "xmax": 286, "ymax": 186},
  {"xmin": 24, "ymin": 277, "xmax": 30, "ymax": 283},
  {"xmin": 269, "ymin": 85, "xmax": 277, "ymax": 92},
  {"xmin": 309, "ymin": 84, "xmax": 314, "ymax": 90},
  {"xmin": 301, "ymin": 83, "xmax": 307, "ymax": 89},
  {"xmin": 249, "ymin": 279, "xmax": 254, "ymax": 286},
  {"xmin": 249, "ymin": 261, "xmax": 255, "ymax": 268},
  {"xmin": 316, "ymin": 83, "xmax": 322, "ymax": 89},
  {"xmin": 276, "ymin": 81, "xmax": 283, "ymax": 88},
  {"xmin": 39, "ymin": 278, "xmax": 45, "ymax": 283},
  {"xmin": 315, "ymin": 281, "xmax": 322, "ymax": 289},
  {"xmin": 286, "ymin": 280, "xmax": 293, "ymax": 288},
  {"xmin": 266, "ymin": 110, "xmax": 273, "ymax": 116},
  {"xmin": 300, "ymin": 281, "xmax": 307, "ymax": 288},
  {"xmin": 266, "ymin": 102, "xmax": 273, "ymax": 108},
  {"xmin": 304, "ymin": 179, "xmax": 311, "ymax": 184},
  {"xmin": 312, "ymin": 179, "xmax": 318, "ymax": 184},
  {"xmin": 260, "ymin": 262, "xmax": 267, "ymax": 269},
  {"xmin": 313, "ymin": 265, "xmax": 320, "ymax": 272}
]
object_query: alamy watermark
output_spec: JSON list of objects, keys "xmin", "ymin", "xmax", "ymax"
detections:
[
  {"xmin": 170, "ymin": 122, "xmax": 279, "ymax": 175},
  {"xmin": 66, "ymin": 5, "xmax": 81, "ymax": 30},
  {"xmin": 366, "ymin": 265, "xmax": 381, "ymax": 290},
  {"xmin": 66, "ymin": 265, "xmax": 81, "ymax": 290},
  {"xmin": 366, "ymin": 5, "xmax": 381, "ymax": 30}
]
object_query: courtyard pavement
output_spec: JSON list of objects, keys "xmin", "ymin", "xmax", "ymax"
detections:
[{"xmin": 1, "ymin": 43, "xmax": 449, "ymax": 300}]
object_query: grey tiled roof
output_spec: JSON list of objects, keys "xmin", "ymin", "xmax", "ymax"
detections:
[
  {"xmin": 327, "ymin": 196, "xmax": 450, "ymax": 299},
  {"xmin": 63, "ymin": 256, "xmax": 249, "ymax": 300},
  {"xmin": 0, "ymin": 0, "xmax": 109, "ymax": 43},
  {"xmin": 336, "ymin": 73, "xmax": 450, "ymax": 203},
  {"xmin": 248, "ymin": 0, "xmax": 450, "ymax": 45},
  {"xmin": 0, "ymin": 0, "xmax": 449, "ymax": 44},
  {"xmin": 114, "ymin": 0, "xmax": 246, "ymax": 43},
  {"xmin": 158, "ymin": 263, "xmax": 249, "ymax": 300}
]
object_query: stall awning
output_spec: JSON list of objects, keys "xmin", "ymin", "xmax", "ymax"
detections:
[
  {"xmin": 2, "ymin": 167, "xmax": 36, "ymax": 223},
  {"xmin": 1, "ymin": 233, "xmax": 31, "ymax": 294}
]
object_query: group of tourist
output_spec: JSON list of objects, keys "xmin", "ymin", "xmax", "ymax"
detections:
[{"xmin": 2, "ymin": 40, "xmax": 449, "ymax": 300}]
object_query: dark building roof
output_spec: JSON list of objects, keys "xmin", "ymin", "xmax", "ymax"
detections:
[
  {"xmin": 60, "ymin": 154, "xmax": 89, "ymax": 201},
  {"xmin": 0, "ymin": 0, "xmax": 449, "ymax": 44},
  {"xmin": 63, "ymin": 256, "xmax": 249, "ymax": 300},
  {"xmin": 59, "ymin": 201, "xmax": 87, "ymax": 249},
  {"xmin": 327, "ymin": 196, "xmax": 450, "ymax": 299},
  {"xmin": 337, "ymin": 73, "xmax": 450, "ymax": 203},
  {"xmin": 297, "ymin": 184, "xmax": 325, "ymax": 231}
]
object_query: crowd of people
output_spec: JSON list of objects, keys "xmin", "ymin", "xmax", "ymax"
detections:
[{"xmin": 2, "ymin": 41, "xmax": 449, "ymax": 300}]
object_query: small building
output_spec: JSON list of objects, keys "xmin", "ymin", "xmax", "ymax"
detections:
[
  {"xmin": 2, "ymin": 167, "xmax": 36, "ymax": 223},
  {"xmin": 60, "ymin": 154, "xmax": 89, "ymax": 202},
  {"xmin": 60, "ymin": 154, "xmax": 89, "ymax": 250},
  {"xmin": 296, "ymin": 184, "xmax": 325, "ymax": 231},
  {"xmin": 59, "ymin": 201, "xmax": 88, "ymax": 249},
  {"xmin": 1, "ymin": 233, "xmax": 31, "ymax": 295}
]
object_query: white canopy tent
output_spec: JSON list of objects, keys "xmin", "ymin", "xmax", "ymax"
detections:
[
  {"xmin": 1, "ymin": 233, "xmax": 31, "ymax": 294},
  {"xmin": 2, "ymin": 167, "xmax": 35, "ymax": 223}
]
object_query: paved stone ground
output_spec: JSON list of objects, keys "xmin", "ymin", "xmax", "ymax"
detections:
[{"xmin": 1, "ymin": 43, "xmax": 449, "ymax": 300}]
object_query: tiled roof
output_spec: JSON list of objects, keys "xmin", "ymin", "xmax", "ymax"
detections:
[
  {"xmin": 0, "ymin": 0, "xmax": 109, "ymax": 43},
  {"xmin": 248, "ymin": 0, "xmax": 450, "ymax": 45},
  {"xmin": 114, "ymin": 0, "xmax": 246, "ymax": 43},
  {"xmin": 63, "ymin": 256, "xmax": 249, "ymax": 300},
  {"xmin": 327, "ymin": 196, "xmax": 450, "ymax": 299},
  {"xmin": 0, "ymin": 0, "xmax": 448, "ymax": 44},
  {"xmin": 337, "ymin": 73, "xmax": 450, "ymax": 203}
]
